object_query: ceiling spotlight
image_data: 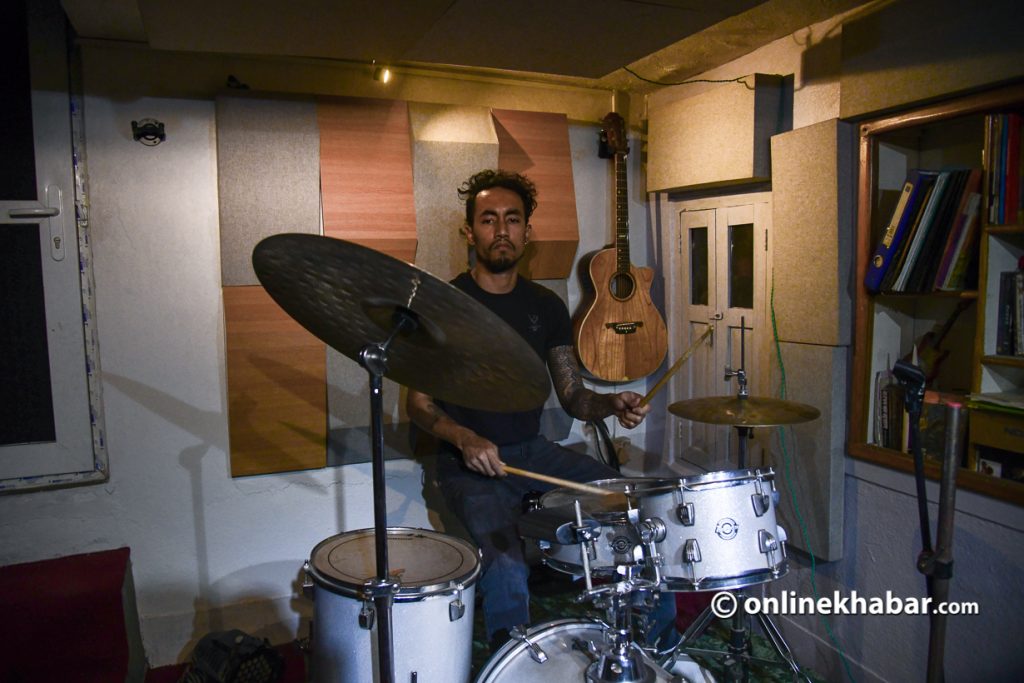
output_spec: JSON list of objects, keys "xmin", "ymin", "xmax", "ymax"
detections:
[{"xmin": 373, "ymin": 66, "xmax": 392, "ymax": 84}]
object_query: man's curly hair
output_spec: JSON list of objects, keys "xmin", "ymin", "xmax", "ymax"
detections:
[{"xmin": 458, "ymin": 169, "xmax": 538, "ymax": 226}]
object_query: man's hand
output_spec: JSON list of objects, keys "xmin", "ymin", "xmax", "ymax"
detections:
[
  {"xmin": 610, "ymin": 391, "xmax": 649, "ymax": 429},
  {"xmin": 456, "ymin": 430, "xmax": 506, "ymax": 477}
]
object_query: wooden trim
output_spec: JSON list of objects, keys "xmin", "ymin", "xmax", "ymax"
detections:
[
  {"xmin": 858, "ymin": 82, "xmax": 1024, "ymax": 137},
  {"xmin": 849, "ymin": 133, "xmax": 875, "ymax": 447}
]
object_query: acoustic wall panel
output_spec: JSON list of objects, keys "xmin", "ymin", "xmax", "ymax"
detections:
[
  {"xmin": 769, "ymin": 341, "xmax": 845, "ymax": 561},
  {"xmin": 647, "ymin": 74, "xmax": 784, "ymax": 193},
  {"xmin": 770, "ymin": 118, "xmax": 856, "ymax": 346},
  {"xmin": 224, "ymin": 286, "xmax": 326, "ymax": 476},
  {"xmin": 408, "ymin": 102, "xmax": 499, "ymax": 280},
  {"xmin": 492, "ymin": 108, "xmax": 580, "ymax": 279},
  {"xmin": 215, "ymin": 94, "xmax": 320, "ymax": 286},
  {"xmin": 318, "ymin": 96, "xmax": 418, "ymax": 263}
]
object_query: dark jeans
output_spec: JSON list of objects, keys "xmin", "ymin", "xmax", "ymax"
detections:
[{"xmin": 436, "ymin": 435, "xmax": 619, "ymax": 637}]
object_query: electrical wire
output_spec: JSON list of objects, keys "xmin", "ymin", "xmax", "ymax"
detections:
[
  {"xmin": 622, "ymin": 66, "xmax": 755, "ymax": 89},
  {"xmin": 770, "ymin": 270, "xmax": 857, "ymax": 683}
]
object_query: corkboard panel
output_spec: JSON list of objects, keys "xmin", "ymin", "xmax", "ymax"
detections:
[
  {"xmin": 408, "ymin": 102, "xmax": 498, "ymax": 280},
  {"xmin": 492, "ymin": 108, "xmax": 579, "ymax": 279},
  {"xmin": 647, "ymin": 74, "xmax": 783, "ymax": 192},
  {"xmin": 224, "ymin": 285, "xmax": 326, "ymax": 476},
  {"xmin": 215, "ymin": 94, "xmax": 321, "ymax": 286},
  {"xmin": 770, "ymin": 119, "xmax": 855, "ymax": 347},
  {"xmin": 318, "ymin": 96, "xmax": 417, "ymax": 263}
]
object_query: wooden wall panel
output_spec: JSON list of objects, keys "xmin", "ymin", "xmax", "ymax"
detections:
[
  {"xmin": 492, "ymin": 108, "xmax": 579, "ymax": 279},
  {"xmin": 224, "ymin": 286, "xmax": 326, "ymax": 476},
  {"xmin": 318, "ymin": 97, "xmax": 418, "ymax": 263}
]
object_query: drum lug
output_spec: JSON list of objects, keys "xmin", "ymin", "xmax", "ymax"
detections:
[
  {"xmin": 758, "ymin": 529, "xmax": 779, "ymax": 554},
  {"xmin": 301, "ymin": 561, "xmax": 314, "ymax": 599},
  {"xmin": 683, "ymin": 538, "xmax": 702, "ymax": 563},
  {"xmin": 752, "ymin": 479, "xmax": 770, "ymax": 517},
  {"xmin": 676, "ymin": 501, "xmax": 695, "ymax": 526},
  {"xmin": 358, "ymin": 602, "xmax": 375, "ymax": 630},
  {"xmin": 449, "ymin": 585, "xmax": 466, "ymax": 622},
  {"xmin": 510, "ymin": 625, "xmax": 549, "ymax": 663}
]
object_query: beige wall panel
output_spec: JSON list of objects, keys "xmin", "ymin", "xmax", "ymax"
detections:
[
  {"xmin": 408, "ymin": 103, "xmax": 499, "ymax": 281},
  {"xmin": 647, "ymin": 74, "xmax": 783, "ymax": 192},
  {"xmin": 224, "ymin": 286, "xmax": 326, "ymax": 476},
  {"xmin": 770, "ymin": 119, "xmax": 856, "ymax": 346},
  {"xmin": 840, "ymin": 0, "xmax": 1024, "ymax": 120},
  {"xmin": 216, "ymin": 94, "xmax": 320, "ymax": 286},
  {"xmin": 492, "ymin": 109, "xmax": 579, "ymax": 279},
  {"xmin": 768, "ymin": 341, "xmax": 846, "ymax": 561},
  {"xmin": 318, "ymin": 96, "xmax": 418, "ymax": 263}
]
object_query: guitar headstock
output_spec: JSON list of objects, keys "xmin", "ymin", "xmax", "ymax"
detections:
[{"xmin": 599, "ymin": 112, "xmax": 628, "ymax": 158}]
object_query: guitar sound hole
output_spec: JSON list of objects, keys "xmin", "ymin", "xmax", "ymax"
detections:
[{"xmin": 609, "ymin": 272, "xmax": 635, "ymax": 301}]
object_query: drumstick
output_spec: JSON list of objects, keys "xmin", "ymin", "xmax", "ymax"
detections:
[
  {"xmin": 639, "ymin": 324, "xmax": 715, "ymax": 408},
  {"xmin": 499, "ymin": 463, "xmax": 613, "ymax": 496}
]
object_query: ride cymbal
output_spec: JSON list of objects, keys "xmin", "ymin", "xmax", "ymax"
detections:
[
  {"xmin": 252, "ymin": 233, "xmax": 549, "ymax": 412},
  {"xmin": 668, "ymin": 395, "xmax": 821, "ymax": 427}
]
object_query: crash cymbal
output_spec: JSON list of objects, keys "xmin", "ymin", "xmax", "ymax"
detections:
[
  {"xmin": 252, "ymin": 233, "xmax": 549, "ymax": 412},
  {"xmin": 668, "ymin": 395, "xmax": 821, "ymax": 427}
]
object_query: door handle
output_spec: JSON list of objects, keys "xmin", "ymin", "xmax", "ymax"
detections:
[
  {"xmin": 6, "ymin": 185, "xmax": 66, "ymax": 261},
  {"xmin": 709, "ymin": 312, "xmax": 724, "ymax": 321}
]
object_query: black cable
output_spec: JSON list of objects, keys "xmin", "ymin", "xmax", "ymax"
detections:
[{"xmin": 622, "ymin": 66, "xmax": 755, "ymax": 89}]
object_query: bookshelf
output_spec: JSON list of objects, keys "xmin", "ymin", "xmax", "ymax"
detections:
[{"xmin": 851, "ymin": 82, "xmax": 1024, "ymax": 505}]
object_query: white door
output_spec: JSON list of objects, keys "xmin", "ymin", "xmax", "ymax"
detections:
[
  {"xmin": 668, "ymin": 197, "xmax": 771, "ymax": 473},
  {"xmin": 0, "ymin": 0, "xmax": 105, "ymax": 489}
]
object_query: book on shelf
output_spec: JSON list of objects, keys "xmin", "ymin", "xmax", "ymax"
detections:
[
  {"xmin": 1016, "ymin": 270, "xmax": 1024, "ymax": 357},
  {"xmin": 906, "ymin": 169, "xmax": 969, "ymax": 292},
  {"xmin": 968, "ymin": 390, "xmax": 1024, "ymax": 415},
  {"xmin": 892, "ymin": 171, "xmax": 951, "ymax": 292},
  {"xmin": 986, "ymin": 112, "xmax": 1024, "ymax": 226},
  {"xmin": 935, "ymin": 170, "xmax": 983, "ymax": 290},
  {"xmin": 881, "ymin": 176, "xmax": 938, "ymax": 292},
  {"xmin": 939, "ymin": 191, "xmax": 983, "ymax": 291},
  {"xmin": 864, "ymin": 170, "xmax": 937, "ymax": 293},
  {"xmin": 996, "ymin": 270, "xmax": 1017, "ymax": 355}
]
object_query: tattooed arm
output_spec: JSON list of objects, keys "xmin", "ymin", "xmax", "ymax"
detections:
[
  {"xmin": 547, "ymin": 345, "xmax": 649, "ymax": 429},
  {"xmin": 406, "ymin": 389, "xmax": 505, "ymax": 477}
]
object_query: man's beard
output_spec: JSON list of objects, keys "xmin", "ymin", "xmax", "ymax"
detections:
[{"xmin": 476, "ymin": 241, "xmax": 521, "ymax": 273}]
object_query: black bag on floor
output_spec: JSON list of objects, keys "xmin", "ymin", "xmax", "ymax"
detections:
[{"xmin": 179, "ymin": 629, "xmax": 283, "ymax": 683}]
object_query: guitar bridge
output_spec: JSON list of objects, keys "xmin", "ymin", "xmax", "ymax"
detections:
[{"xmin": 605, "ymin": 321, "xmax": 644, "ymax": 334}]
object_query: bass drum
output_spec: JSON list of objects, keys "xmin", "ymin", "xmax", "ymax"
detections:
[
  {"xmin": 474, "ymin": 619, "xmax": 712, "ymax": 682},
  {"xmin": 307, "ymin": 527, "xmax": 480, "ymax": 683}
]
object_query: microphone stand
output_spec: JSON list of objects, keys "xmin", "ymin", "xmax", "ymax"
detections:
[{"xmin": 893, "ymin": 360, "xmax": 963, "ymax": 683}]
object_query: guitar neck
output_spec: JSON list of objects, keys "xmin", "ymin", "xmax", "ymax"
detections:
[{"xmin": 614, "ymin": 152, "xmax": 630, "ymax": 273}]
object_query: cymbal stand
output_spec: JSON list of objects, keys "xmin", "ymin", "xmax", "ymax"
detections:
[
  {"xmin": 357, "ymin": 307, "xmax": 419, "ymax": 683},
  {"xmin": 724, "ymin": 315, "xmax": 752, "ymax": 469}
]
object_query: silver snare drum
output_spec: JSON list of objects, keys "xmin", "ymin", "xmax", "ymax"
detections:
[
  {"xmin": 638, "ymin": 469, "xmax": 788, "ymax": 591},
  {"xmin": 306, "ymin": 527, "xmax": 480, "ymax": 683},
  {"xmin": 537, "ymin": 478, "xmax": 658, "ymax": 578}
]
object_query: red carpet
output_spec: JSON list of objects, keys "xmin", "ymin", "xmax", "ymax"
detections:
[{"xmin": 0, "ymin": 548, "xmax": 133, "ymax": 683}]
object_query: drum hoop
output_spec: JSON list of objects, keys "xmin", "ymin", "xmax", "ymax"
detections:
[
  {"xmin": 475, "ymin": 618, "xmax": 607, "ymax": 680},
  {"xmin": 645, "ymin": 467, "xmax": 776, "ymax": 495},
  {"xmin": 308, "ymin": 527, "xmax": 481, "ymax": 600},
  {"xmin": 662, "ymin": 560, "xmax": 788, "ymax": 592}
]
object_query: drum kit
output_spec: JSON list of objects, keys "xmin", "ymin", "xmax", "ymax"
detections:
[{"xmin": 252, "ymin": 234, "xmax": 821, "ymax": 683}]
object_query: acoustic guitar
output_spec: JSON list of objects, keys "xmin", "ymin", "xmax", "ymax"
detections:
[{"xmin": 574, "ymin": 113, "xmax": 668, "ymax": 382}]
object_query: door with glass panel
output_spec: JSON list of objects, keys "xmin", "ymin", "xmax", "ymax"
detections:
[
  {"xmin": 0, "ymin": 0, "xmax": 102, "ymax": 488},
  {"xmin": 674, "ymin": 201, "xmax": 769, "ymax": 472}
]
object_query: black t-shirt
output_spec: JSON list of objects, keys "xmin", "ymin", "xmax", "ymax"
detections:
[{"xmin": 437, "ymin": 271, "xmax": 571, "ymax": 446}]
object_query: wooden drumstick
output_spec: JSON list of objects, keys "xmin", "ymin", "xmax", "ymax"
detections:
[
  {"xmin": 639, "ymin": 324, "xmax": 714, "ymax": 408},
  {"xmin": 499, "ymin": 463, "xmax": 613, "ymax": 496}
]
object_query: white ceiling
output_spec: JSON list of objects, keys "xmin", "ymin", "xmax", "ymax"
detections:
[{"xmin": 61, "ymin": 0, "xmax": 869, "ymax": 90}]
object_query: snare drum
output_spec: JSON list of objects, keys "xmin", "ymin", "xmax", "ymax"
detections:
[
  {"xmin": 537, "ymin": 478, "xmax": 657, "ymax": 578},
  {"xmin": 305, "ymin": 527, "xmax": 480, "ymax": 683},
  {"xmin": 638, "ymin": 469, "xmax": 788, "ymax": 591},
  {"xmin": 475, "ymin": 618, "xmax": 708, "ymax": 682}
]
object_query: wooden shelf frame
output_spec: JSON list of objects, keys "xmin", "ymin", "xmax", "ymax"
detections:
[{"xmin": 850, "ymin": 82, "xmax": 1024, "ymax": 506}]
